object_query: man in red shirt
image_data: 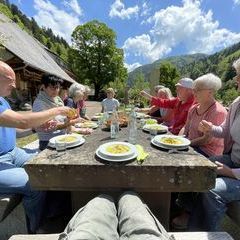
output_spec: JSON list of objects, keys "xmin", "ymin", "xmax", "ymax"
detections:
[{"xmin": 140, "ymin": 78, "xmax": 194, "ymax": 135}]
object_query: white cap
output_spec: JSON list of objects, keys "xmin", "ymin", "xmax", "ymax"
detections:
[{"xmin": 175, "ymin": 78, "xmax": 193, "ymax": 89}]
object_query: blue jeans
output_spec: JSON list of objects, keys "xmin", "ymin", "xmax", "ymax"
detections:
[
  {"xmin": 0, "ymin": 147, "xmax": 46, "ymax": 233},
  {"xmin": 189, "ymin": 154, "xmax": 240, "ymax": 231}
]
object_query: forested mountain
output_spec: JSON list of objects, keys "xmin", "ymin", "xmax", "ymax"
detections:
[
  {"xmin": 128, "ymin": 53, "xmax": 207, "ymax": 86},
  {"xmin": 129, "ymin": 42, "xmax": 240, "ymax": 85},
  {"xmin": 0, "ymin": 0, "xmax": 70, "ymax": 61}
]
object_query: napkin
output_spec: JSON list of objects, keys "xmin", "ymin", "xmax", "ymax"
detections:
[{"xmin": 135, "ymin": 144, "xmax": 149, "ymax": 164}]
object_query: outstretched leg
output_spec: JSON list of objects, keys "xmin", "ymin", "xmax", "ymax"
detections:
[
  {"xmin": 59, "ymin": 194, "xmax": 119, "ymax": 240},
  {"xmin": 118, "ymin": 191, "xmax": 172, "ymax": 240}
]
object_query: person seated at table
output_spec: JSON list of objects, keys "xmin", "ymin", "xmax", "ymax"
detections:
[
  {"xmin": 184, "ymin": 73, "xmax": 227, "ymax": 157},
  {"xmin": 137, "ymin": 87, "xmax": 174, "ymax": 126},
  {"xmin": 59, "ymin": 88, "xmax": 68, "ymax": 103},
  {"xmin": 79, "ymin": 85, "xmax": 91, "ymax": 120},
  {"xmin": 33, "ymin": 74, "xmax": 80, "ymax": 151},
  {"xmin": 58, "ymin": 191, "xmax": 174, "ymax": 240},
  {"xmin": 101, "ymin": 88, "xmax": 120, "ymax": 112},
  {"xmin": 150, "ymin": 85, "xmax": 165, "ymax": 117},
  {"xmin": 173, "ymin": 57, "xmax": 240, "ymax": 231},
  {"xmin": 0, "ymin": 61, "xmax": 71, "ymax": 233},
  {"xmin": 64, "ymin": 83, "xmax": 92, "ymax": 134},
  {"xmin": 140, "ymin": 78, "xmax": 195, "ymax": 135}
]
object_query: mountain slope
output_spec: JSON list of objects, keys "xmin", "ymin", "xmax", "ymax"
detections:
[{"xmin": 128, "ymin": 53, "xmax": 207, "ymax": 85}]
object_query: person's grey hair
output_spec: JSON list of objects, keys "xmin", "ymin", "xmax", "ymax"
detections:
[
  {"xmin": 154, "ymin": 85, "xmax": 165, "ymax": 92},
  {"xmin": 158, "ymin": 87, "xmax": 172, "ymax": 98},
  {"xmin": 233, "ymin": 58, "xmax": 240, "ymax": 74},
  {"xmin": 193, "ymin": 73, "xmax": 222, "ymax": 92},
  {"xmin": 68, "ymin": 83, "xmax": 85, "ymax": 98},
  {"xmin": 84, "ymin": 85, "xmax": 91, "ymax": 94}
]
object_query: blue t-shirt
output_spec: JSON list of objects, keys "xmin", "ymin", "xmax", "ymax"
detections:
[{"xmin": 0, "ymin": 97, "xmax": 16, "ymax": 155}]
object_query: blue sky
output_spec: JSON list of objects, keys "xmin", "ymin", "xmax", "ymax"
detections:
[{"xmin": 10, "ymin": 0, "xmax": 240, "ymax": 72}]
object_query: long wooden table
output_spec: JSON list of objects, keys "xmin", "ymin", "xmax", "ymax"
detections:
[{"xmin": 24, "ymin": 128, "xmax": 217, "ymax": 229}]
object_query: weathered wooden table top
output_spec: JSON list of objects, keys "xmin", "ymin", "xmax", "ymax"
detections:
[{"xmin": 24, "ymin": 128, "xmax": 217, "ymax": 192}]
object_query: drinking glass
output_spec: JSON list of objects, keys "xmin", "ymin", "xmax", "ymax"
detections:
[
  {"xmin": 149, "ymin": 129, "xmax": 158, "ymax": 140},
  {"xmin": 55, "ymin": 139, "xmax": 66, "ymax": 156}
]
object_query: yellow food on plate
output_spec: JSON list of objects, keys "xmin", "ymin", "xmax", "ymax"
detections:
[
  {"xmin": 81, "ymin": 121, "xmax": 96, "ymax": 128},
  {"xmin": 106, "ymin": 144, "xmax": 130, "ymax": 154},
  {"xmin": 160, "ymin": 137, "xmax": 183, "ymax": 145},
  {"xmin": 58, "ymin": 136, "xmax": 77, "ymax": 143},
  {"xmin": 67, "ymin": 109, "xmax": 78, "ymax": 119}
]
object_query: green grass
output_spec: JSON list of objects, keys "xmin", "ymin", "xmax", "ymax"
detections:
[{"xmin": 16, "ymin": 133, "xmax": 38, "ymax": 148}]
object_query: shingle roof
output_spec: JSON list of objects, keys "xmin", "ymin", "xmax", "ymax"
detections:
[{"xmin": 0, "ymin": 13, "xmax": 75, "ymax": 83}]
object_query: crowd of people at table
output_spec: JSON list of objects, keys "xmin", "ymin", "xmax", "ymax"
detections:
[{"xmin": 0, "ymin": 56, "xmax": 240, "ymax": 238}]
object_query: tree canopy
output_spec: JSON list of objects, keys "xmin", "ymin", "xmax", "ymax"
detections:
[
  {"xmin": 159, "ymin": 61, "xmax": 180, "ymax": 94},
  {"xmin": 69, "ymin": 20, "xmax": 127, "ymax": 99}
]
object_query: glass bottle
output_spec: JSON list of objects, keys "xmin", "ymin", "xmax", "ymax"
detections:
[
  {"xmin": 128, "ymin": 108, "xmax": 137, "ymax": 144},
  {"xmin": 101, "ymin": 106, "xmax": 109, "ymax": 129},
  {"xmin": 110, "ymin": 108, "xmax": 119, "ymax": 139}
]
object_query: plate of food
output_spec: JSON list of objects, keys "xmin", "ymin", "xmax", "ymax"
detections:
[
  {"xmin": 136, "ymin": 112, "xmax": 151, "ymax": 119},
  {"xmin": 105, "ymin": 117, "xmax": 128, "ymax": 129},
  {"xmin": 91, "ymin": 113, "xmax": 103, "ymax": 121},
  {"xmin": 48, "ymin": 133, "xmax": 85, "ymax": 148},
  {"xmin": 75, "ymin": 121, "xmax": 98, "ymax": 129},
  {"xmin": 153, "ymin": 135, "xmax": 190, "ymax": 148},
  {"xmin": 97, "ymin": 142, "xmax": 137, "ymax": 160},
  {"xmin": 142, "ymin": 124, "xmax": 168, "ymax": 133}
]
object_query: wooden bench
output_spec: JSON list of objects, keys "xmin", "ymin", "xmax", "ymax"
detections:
[{"xmin": 8, "ymin": 232, "xmax": 234, "ymax": 240}]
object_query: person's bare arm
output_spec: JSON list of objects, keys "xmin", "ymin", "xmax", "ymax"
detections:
[
  {"xmin": 0, "ymin": 107, "xmax": 70, "ymax": 129},
  {"xmin": 190, "ymin": 132, "xmax": 212, "ymax": 146}
]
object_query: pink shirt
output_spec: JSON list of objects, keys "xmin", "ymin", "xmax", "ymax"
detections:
[{"xmin": 184, "ymin": 102, "xmax": 227, "ymax": 157}]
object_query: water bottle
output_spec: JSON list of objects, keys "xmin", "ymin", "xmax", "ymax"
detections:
[
  {"xmin": 110, "ymin": 109, "xmax": 119, "ymax": 139},
  {"xmin": 101, "ymin": 107, "xmax": 109, "ymax": 129},
  {"xmin": 128, "ymin": 108, "xmax": 137, "ymax": 144}
]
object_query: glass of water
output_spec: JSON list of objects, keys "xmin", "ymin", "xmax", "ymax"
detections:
[{"xmin": 149, "ymin": 128, "xmax": 158, "ymax": 140}]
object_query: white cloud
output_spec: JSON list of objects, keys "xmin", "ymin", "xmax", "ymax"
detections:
[
  {"xmin": 123, "ymin": 0, "xmax": 240, "ymax": 62},
  {"xmin": 109, "ymin": 0, "xmax": 139, "ymax": 20},
  {"xmin": 63, "ymin": 0, "xmax": 83, "ymax": 16},
  {"xmin": 233, "ymin": 0, "xmax": 240, "ymax": 5},
  {"xmin": 124, "ymin": 62, "xmax": 141, "ymax": 72},
  {"xmin": 33, "ymin": 0, "xmax": 82, "ymax": 43},
  {"xmin": 141, "ymin": 2, "xmax": 151, "ymax": 17}
]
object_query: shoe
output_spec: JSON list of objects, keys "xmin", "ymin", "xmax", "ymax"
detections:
[{"xmin": 171, "ymin": 212, "xmax": 189, "ymax": 230}]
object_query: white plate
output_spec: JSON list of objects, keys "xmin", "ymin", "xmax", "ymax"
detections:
[
  {"xmin": 151, "ymin": 138, "xmax": 188, "ymax": 150},
  {"xmin": 75, "ymin": 122, "xmax": 98, "ymax": 129},
  {"xmin": 96, "ymin": 149, "xmax": 138, "ymax": 162},
  {"xmin": 48, "ymin": 134, "xmax": 85, "ymax": 148},
  {"xmin": 143, "ymin": 124, "xmax": 168, "ymax": 133},
  {"xmin": 152, "ymin": 135, "xmax": 190, "ymax": 148},
  {"xmin": 98, "ymin": 142, "xmax": 137, "ymax": 159},
  {"xmin": 91, "ymin": 116, "xmax": 101, "ymax": 121},
  {"xmin": 136, "ymin": 113, "xmax": 150, "ymax": 119}
]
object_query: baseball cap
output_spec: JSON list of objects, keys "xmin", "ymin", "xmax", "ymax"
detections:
[{"xmin": 175, "ymin": 78, "xmax": 193, "ymax": 89}]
